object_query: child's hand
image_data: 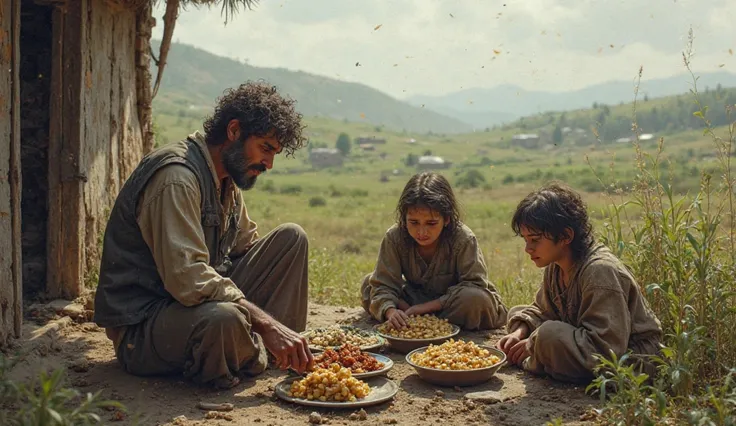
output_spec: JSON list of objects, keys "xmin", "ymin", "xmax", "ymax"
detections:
[
  {"xmin": 496, "ymin": 324, "xmax": 529, "ymax": 354},
  {"xmin": 385, "ymin": 308, "xmax": 410, "ymax": 329},
  {"xmin": 405, "ymin": 300, "xmax": 442, "ymax": 317},
  {"xmin": 496, "ymin": 333, "xmax": 521, "ymax": 356},
  {"xmin": 506, "ymin": 339, "xmax": 530, "ymax": 366},
  {"xmin": 496, "ymin": 333, "xmax": 520, "ymax": 354}
]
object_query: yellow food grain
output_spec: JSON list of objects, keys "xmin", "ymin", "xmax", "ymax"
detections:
[
  {"xmin": 287, "ymin": 363, "xmax": 371, "ymax": 402},
  {"xmin": 377, "ymin": 314, "xmax": 454, "ymax": 339},
  {"xmin": 307, "ymin": 326, "xmax": 380, "ymax": 348},
  {"xmin": 409, "ymin": 339, "xmax": 501, "ymax": 370}
]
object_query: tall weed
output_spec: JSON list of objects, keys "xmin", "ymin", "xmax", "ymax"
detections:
[{"xmin": 588, "ymin": 28, "xmax": 736, "ymax": 425}]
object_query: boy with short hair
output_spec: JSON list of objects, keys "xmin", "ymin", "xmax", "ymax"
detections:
[{"xmin": 497, "ymin": 183, "xmax": 662, "ymax": 383}]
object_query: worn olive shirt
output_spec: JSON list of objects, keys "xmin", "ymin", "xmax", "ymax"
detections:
[
  {"xmin": 134, "ymin": 131, "xmax": 260, "ymax": 307},
  {"xmin": 365, "ymin": 223, "xmax": 503, "ymax": 321}
]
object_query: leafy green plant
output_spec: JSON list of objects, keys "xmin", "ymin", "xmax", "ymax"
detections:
[
  {"xmin": 1, "ymin": 353, "xmax": 125, "ymax": 426},
  {"xmin": 587, "ymin": 351, "xmax": 667, "ymax": 425}
]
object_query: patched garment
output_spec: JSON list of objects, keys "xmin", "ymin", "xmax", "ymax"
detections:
[
  {"xmin": 506, "ymin": 244, "xmax": 663, "ymax": 383},
  {"xmin": 361, "ymin": 223, "xmax": 508, "ymax": 330}
]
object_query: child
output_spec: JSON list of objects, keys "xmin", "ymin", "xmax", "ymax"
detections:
[
  {"xmin": 497, "ymin": 183, "xmax": 662, "ymax": 383},
  {"xmin": 361, "ymin": 172, "xmax": 508, "ymax": 331}
]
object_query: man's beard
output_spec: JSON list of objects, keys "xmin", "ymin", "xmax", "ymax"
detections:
[{"xmin": 221, "ymin": 139, "xmax": 266, "ymax": 190}]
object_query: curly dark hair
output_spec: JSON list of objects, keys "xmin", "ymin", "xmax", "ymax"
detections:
[
  {"xmin": 202, "ymin": 81, "xmax": 308, "ymax": 156},
  {"xmin": 395, "ymin": 172, "xmax": 462, "ymax": 245},
  {"xmin": 511, "ymin": 182, "xmax": 595, "ymax": 261}
]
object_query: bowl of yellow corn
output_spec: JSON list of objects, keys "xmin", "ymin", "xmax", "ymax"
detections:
[
  {"xmin": 405, "ymin": 339, "xmax": 506, "ymax": 387},
  {"xmin": 373, "ymin": 314, "xmax": 460, "ymax": 354}
]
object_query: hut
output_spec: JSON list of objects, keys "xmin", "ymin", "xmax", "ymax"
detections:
[
  {"xmin": 417, "ymin": 155, "xmax": 451, "ymax": 170},
  {"xmin": 309, "ymin": 148, "xmax": 344, "ymax": 168},
  {"xmin": 0, "ymin": 0, "xmax": 253, "ymax": 347}
]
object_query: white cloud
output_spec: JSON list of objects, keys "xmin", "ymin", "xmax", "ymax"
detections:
[{"xmin": 156, "ymin": 0, "xmax": 736, "ymax": 98}]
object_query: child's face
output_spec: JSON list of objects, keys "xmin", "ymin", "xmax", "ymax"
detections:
[
  {"xmin": 519, "ymin": 225, "xmax": 570, "ymax": 268},
  {"xmin": 405, "ymin": 207, "xmax": 449, "ymax": 248}
]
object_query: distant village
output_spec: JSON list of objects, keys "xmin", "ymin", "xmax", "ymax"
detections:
[
  {"xmin": 307, "ymin": 127, "xmax": 655, "ymax": 172},
  {"xmin": 308, "ymin": 135, "xmax": 454, "ymax": 171}
]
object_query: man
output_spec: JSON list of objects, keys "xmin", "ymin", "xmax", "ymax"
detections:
[{"xmin": 93, "ymin": 82, "xmax": 312, "ymax": 389}]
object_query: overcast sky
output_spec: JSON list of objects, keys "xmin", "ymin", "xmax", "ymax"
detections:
[{"xmin": 154, "ymin": 0, "xmax": 735, "ymax": 99}]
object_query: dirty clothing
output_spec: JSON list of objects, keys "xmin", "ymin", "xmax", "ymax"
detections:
[
  {"xmin": 94, "ymin": 132, "xmax": 257, "ymax": 327},
  {"xmin": 115, "ymin": 223, "xmax": 309, "ymax": 385},
  {"xmin": 361, "ymin": 223, "xmax": 508, "ymax": 330},
  {"xmin": 506, "ymin": 244, "xmax": 663, "ymax": 383},
  {"xmin": 94, "ymin": 131, "xmax": 309, "ymax": 386}
]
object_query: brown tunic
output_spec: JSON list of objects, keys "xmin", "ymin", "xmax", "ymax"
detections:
[
  {"xmin": 102, "ymin": 132, "xmax": 309, "ymax": 386},
  {"xmin": 507, "ymin": 244, "xmax": 663, "ymax": 383},
  {"xmin": 361, "ymin": 223, "xmax": 508, "ymax": 330}
]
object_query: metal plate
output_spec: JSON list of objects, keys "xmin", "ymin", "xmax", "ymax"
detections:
[
  {"xmin": 301, "ymin": 326, "xmax": 385, "ymax": 352},
  {"xmin": 274, "ymin": 376, "xmax": 398, "ymax": 408},
  {"xmin": 351, "ymin": 352, "xmax": 394, "ymax": 379}
]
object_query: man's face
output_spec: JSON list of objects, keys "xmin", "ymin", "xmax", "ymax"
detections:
[{"xmin": 221, "ymin": 134, "xmax": 282, "ymax": 190}]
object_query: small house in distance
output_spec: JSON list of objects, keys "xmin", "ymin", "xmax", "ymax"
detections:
[
  {"xmin": 512, "ymin": 133, "xmax": 540, "ymax": 149},
  {"xmin": 417, "ymin": 155, "xmax": 451, "ymax": 170},
  {"xmin": 310, "ymin": 148, "xmax": 344, "ymax": 168}
]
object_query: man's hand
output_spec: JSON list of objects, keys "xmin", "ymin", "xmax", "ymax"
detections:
[
  {"xmin": 404, "ymin": 300, "xmax": 442, "ymax": 317},
  {"xmin": 385, "ymin": 307, "xmax": 409, "ymax": 329},
  {"xmin": 260, "ymin": 322, "xmax": 313, "ymax": 374},
  {"xmin": 237, "ymin": 298, "xmax": 313, "ymax": 374}
]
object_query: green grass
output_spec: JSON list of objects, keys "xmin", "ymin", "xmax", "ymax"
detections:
[
  {"xmin": 151, "ymin": 77, "xmax": 731, "ymax": 311},
  {"xmin": 242, "ymin": 181, "xmax": 626, "ymax": 308}
]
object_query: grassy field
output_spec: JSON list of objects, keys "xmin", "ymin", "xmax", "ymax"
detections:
[{"xmin": 151, "ymin": 95, "xmax": 731, "ymax": 310}]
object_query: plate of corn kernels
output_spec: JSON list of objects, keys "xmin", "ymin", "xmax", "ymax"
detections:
[
  {"xmin": 373, "ymin": 314, "xmax": 460, "ymax": 353},
  {"xmin": 301, "ymin": 325, "xmax": 385, "ymax": 352},
  {"xmin": 274, "ymin": 363, "xmax": 398, "ymax": 408}
]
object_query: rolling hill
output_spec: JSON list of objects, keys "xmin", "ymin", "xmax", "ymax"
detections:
[
  {"xmin": 150, "ymin": 41, "xmax": 473, "ymax": 134},
  {"xmin": 408, "ymin": 72, "xmax": 736, "ymax": 129}
]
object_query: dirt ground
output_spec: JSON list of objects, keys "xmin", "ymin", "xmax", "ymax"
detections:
[{"xmin": 6, "ymin": 302, "xmax": 600, "ymax": 426}]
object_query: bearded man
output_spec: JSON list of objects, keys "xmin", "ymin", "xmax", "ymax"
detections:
[{"xmin": 93, "ymin": 82, "xmax": 312, "ymax": 389}]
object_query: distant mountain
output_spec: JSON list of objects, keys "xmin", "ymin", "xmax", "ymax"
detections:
[
  {"xmin": 151, "ymin": 41, "xmax": 472, "ymax": 134},
  {"xmin": 407, "ymin": 72, "xmax": 736, "ymax": 129}
]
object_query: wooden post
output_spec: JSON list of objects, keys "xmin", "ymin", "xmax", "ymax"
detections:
[
  {"xmin": 10, "ymin": 0, "xmax": 22, "ymax": 339},
  {"xmin": 0, "ymin": 0, "xmax": 22, "ymax": 347},
  {"xmin": 47, "ymin": 0, "xmax": 86, "ymax": 299},
  {"xmin": 136, "ymin": 2, "xmax": 154, "ymax": 154}
]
